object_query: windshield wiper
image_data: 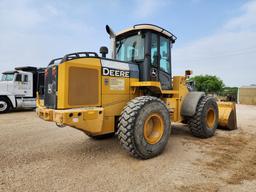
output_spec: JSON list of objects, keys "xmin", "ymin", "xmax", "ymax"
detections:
[{"xmin": 116, "ymin": 39, "xmax": 127, "ymax": 55}]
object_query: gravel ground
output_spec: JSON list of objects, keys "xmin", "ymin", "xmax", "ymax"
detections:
[{"xmin": 0, "ymin": 104, "xmax": 256, "ymax": 192}]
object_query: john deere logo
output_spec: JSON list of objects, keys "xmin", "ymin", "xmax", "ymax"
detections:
[{"xmin": 102, "ymin": 67, "xmax": 130, "ymax": 78}]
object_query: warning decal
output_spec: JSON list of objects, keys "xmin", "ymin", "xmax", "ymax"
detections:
[{"xmin": 109, "ymin": 78, "xmax": 125, "ymax": 90}]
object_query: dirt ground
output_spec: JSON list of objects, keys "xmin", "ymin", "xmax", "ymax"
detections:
[{"xmin": 0, "ymin": 104, "xmax": 256, "ymax": 192}]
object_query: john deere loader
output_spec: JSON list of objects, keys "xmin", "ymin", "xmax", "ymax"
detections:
[{"xmin": 37, "ymin": 24, "xmax": 237, "ymax": 159}]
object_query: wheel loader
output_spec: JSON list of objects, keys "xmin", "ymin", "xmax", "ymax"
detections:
[{"xmin": 36, "ymin": 24, "xmax": 237, "ymax": 159}]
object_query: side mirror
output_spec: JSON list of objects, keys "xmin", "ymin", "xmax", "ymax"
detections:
[{"xmin": 99, "ymin": 46, "xmax": 108, "ymax": 58}]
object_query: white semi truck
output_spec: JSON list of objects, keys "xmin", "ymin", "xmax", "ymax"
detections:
[{"xmin": 0, "ymin": 66, "xmax": 45, "ymax": 113}]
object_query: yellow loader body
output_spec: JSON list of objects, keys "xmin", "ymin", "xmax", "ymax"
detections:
[
  {"xmin": 36, "ymin": 24, "xmax": 237, "ymax": 159},
  {"xmin": 37, "ymin": 57, "xmax": 237, "ymax": 135}
]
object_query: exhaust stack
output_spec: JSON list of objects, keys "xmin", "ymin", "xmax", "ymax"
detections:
[{"xmin": 106, "ymin": 25, "xmax": 116, "ymax": 59}]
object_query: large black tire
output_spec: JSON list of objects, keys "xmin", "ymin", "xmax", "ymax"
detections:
[
  {"xmin": 188, "ymin": 96, "xmax": 218, "ymax": 138},
  {"xmin": 0, "ymin": 97, "xmax": 11, "ymax": 113},
  {"xmin": 117, "ymin": 96, "xmax": 171, "ymax": 159}
]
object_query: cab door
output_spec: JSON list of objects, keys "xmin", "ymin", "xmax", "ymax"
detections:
[
  {"xmin": 22, "ymin": 74, "xmax": 33, "ymax": 97},
  {"xmin": 159, "ymin": 36, "xmax": 171, "ymax": 90},
  {"xmin": 13, "ymin": 73, "xmax": 23, "ymax": 96},
  {"xmin": 150, "ymin": 33, "xmax": 172, "ymax": 90}
]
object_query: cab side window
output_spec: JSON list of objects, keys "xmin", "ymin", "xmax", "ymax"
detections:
[
  {"xmin": 151, "ymin": 33, "xmax": 158, "ymax": 66},
  {"xmin": 15, "ymin": 74, "xmax": 22, "ymax": 82},
  {"xmin": 160, "ymin": 36, "xmax": 170, "ymax": 74},
  {"xmin": 23, "ymin": 75, "xmax": 28, "ymax": 82}
]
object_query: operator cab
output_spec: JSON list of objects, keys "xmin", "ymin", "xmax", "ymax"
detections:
[
  {"xmin": 110, "ymin": 24, "xmax": 177, "ymax": 90},
  {"xmin": 1, "ymin": 67, "xmax": 43, "ymax": 98},
  {"xmin": 1, "ymin": 71, "xmax": 17, "ymax": 81},
  {"xmin": 1, "ymin": 71, "xmax": 26, "ymax": 83}
]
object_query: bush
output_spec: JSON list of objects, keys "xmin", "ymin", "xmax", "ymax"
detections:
[{"xmin": 190, "ymin": 75, "xmax": 225, "ymax": 94}]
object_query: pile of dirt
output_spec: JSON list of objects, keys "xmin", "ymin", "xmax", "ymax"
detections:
[{"xmin": 188, "ymin": 131, "xmax": 256, "ymax": 185}]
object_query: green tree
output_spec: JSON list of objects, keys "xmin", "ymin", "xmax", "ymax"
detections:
[{"xmin": 190, "ymin": 75, "xmax": 225, "ymax": 94}]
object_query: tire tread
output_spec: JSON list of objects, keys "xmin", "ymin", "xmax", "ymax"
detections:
[
  {"xmin": 117, "ymin": 96, "xmax": 169, "ymax": 159},
  {"xmin": 188, "ymin": 96, "xmax": 217, "ymax": 138}
]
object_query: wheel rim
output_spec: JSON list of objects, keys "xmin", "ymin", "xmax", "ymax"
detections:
[
  {"xmin": 206, "ymin": 108, "xmax": 215, "ymax": 128},
  {"xmin": 0, "ymin": 101, "xmax": 7, "ymax": 112},
  {"xmin": 144, "ymin": 113, "xmax": 164, "ymax": 144}
]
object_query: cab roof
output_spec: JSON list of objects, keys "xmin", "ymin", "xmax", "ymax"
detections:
[
  {"xmin": 15, "ymin": 66, "xmax": 37, "ymax": 72},
  {"xmin": 116, "ymin": 24, "xmax": 177, "ymax": 43},
  {"xmin": 3, "ymin": 66, "xmax": 42, "ymax": 74},
  {"xmin": 2, "ymin": 70, "xmax": 17, "ymax": 74}
]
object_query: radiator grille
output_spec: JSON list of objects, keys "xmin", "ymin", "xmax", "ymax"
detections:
[{"xmin": 68, "ymin": 67, "xmax": 99, "ymax": 106}]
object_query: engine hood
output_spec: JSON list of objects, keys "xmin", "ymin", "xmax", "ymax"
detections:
[{"xmin": 0, "ymin": 81, "xmax": 11, "ymax": 95}]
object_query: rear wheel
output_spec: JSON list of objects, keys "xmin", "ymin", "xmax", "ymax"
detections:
[
  {"xmin": 117, "ymin": 96, "xmax": 171, "ymax": 159},
  {"xmin": 188, "ymin": 96, "xmax": 218, "ymax": 138},
  {"xmin": 0, "ymin": 97, "xmax": 11, "ymax": 113}
]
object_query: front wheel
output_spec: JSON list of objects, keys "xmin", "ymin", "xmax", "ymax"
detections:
[
  {"xmin": 117, "ymin": 96, "xmax": 171, "ymax": 159},
  {"xmin": 0, "ymin": 98, "xmax": 11, "ymax": 113},
  {"xmin": 188, "ymin": 96, "xmax": 219, "ymax": 138}
]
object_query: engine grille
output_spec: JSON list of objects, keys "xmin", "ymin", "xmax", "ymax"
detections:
[{"xmin": 68, "ymin": 67, "xmax": 99, "ymax": 106}]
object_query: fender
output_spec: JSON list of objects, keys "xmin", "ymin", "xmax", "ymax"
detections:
[
  {"xmin": 0, "ymin": 95, "xmax": 16, "ymax": 108},
  {"xmin": 8, "ymin": 95, "xmax": 16, "ymax": 108},
  {"xmin": 181, "ymin": 92, "xmax": 205, "ymax": 117}
]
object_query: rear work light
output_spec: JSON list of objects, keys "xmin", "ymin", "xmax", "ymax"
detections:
[
  {"xmin": 52, "ymin": 67, "xmax": 56, "ymax": 77},
  {"xmin": 44, "ymin": 69, "xmax": 48, "ymax": 77}
]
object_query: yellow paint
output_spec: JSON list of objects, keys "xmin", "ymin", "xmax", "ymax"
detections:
[
  {"xmin": 53, "ymin": 107, "xmax": 104, "ymax": 134},
  {"xmin": 163, "ymin": 98, "xmax": 179, "ymax": 122},
  {"xmin": 172, "ymin": 76, "xmax": 189, "ymax": 122},
  {"xmin": 100, "ymin": 76, "xmax": 139, "ymax": 134},
  {"xmin": 116, "ymin": 24, "xmax": 174, "ymax": 40},
  {"xmin": 218, "ymin": 102, "xmax": 236, "ymax": 128},
  {"xmin": 172, "ymin": 76, "xmax": 189, "ymax": 98},
  {"xmin": 36, "ymin": 106, "xmax": 54, "ymax": 121},
  {"xmin": 37, "ymin": 55, "xmax": 197, "ymax": 135},
  {"xmin": 206, "ymin": 108, "xmax": 215, "ymax": 128},
  {"xmin": 143, "ymin": 113, "xmax": 164, "ymax": 144},
  {"xmin": 131, "ymin": 76, "xmax": 189, "ymax": 123},
  {"xmin": 100, "ymin": 116, "xmax": 115, "ymax": 135},
  {"xmin": 57, "ymin": 58, "xmax": 102, "ymax": 109},
  {"xmin": 102, "ymin": 76, "xmax": 130, "ymax": 95},
  {"xmin": 131, "ymin": 81, "xmax": 179, "ymax": 94}
]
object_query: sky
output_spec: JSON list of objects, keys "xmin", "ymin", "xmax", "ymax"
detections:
[{"xmin": 0, "ymin": 0, "xmax": 255, "ymax": 87}]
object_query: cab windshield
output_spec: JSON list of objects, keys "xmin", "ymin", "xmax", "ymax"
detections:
[
  {"xmin": 116, "ymin": 33, "xmax": 145, "ymax": 62},
  {"xmin": 1, "ymin": 74, "xmax": 14, "ymax": 81}
]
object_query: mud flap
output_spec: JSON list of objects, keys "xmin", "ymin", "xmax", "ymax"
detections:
[{"xmin": 217, "ymin": 102, "xmax": 237, "ymax": 130}]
